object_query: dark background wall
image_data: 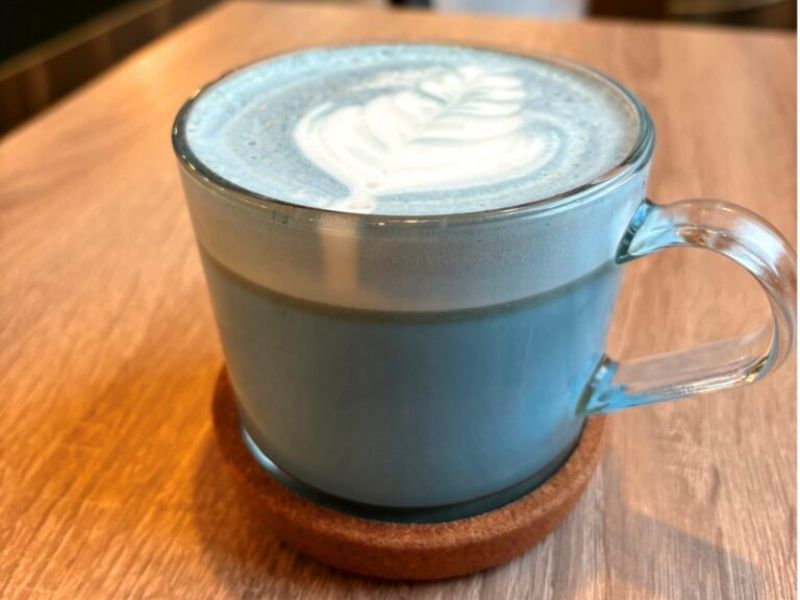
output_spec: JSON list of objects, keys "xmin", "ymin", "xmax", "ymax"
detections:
[
  {"xmin": 3, "ymin": 0, "xmax": 132, "ymax": 61},
  {"xmin": 1, "ymin": 0, "xmax": 217, "ymax": 135}
]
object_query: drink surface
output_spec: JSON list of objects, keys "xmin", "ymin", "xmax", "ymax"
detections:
[{"xmin": 183, "ymin": 44, "xmax": 639, "ymax": 215}]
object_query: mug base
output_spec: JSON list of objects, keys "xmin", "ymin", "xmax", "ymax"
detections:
[
  {"xmin": 241, "ymin": 422, "xmax": 581, "ymax": 523},
  {"xmin": 212, "ymin": 367, "xmax": 607, "ymax": 580}
]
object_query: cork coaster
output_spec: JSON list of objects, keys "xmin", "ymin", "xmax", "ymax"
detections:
[{"xmin": 212, "ymin": 369, "xmax": 607, "ymax": 580}]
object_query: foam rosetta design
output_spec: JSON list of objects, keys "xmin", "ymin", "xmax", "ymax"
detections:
[
  {"xmin": 183, "ymin": 45, "xmax": 641, "ymax": 216},
  {"xmin": 294, "ymin": 66, "xmax": 558, "ymax": 213}
]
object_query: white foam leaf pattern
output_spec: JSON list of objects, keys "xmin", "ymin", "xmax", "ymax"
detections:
[{"xmin": 294, "ymin": 66, "xmax": 557, "ymax": 213}]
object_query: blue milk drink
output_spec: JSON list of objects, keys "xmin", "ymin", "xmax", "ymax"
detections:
[{"xmin": 175, "ymin": 45, "xmax": 650, "ymax": 520}]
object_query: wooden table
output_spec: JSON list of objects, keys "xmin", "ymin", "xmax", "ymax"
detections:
[{"xmin": 1, "ymin": 2, "xmax": 795, "ymax": 598}]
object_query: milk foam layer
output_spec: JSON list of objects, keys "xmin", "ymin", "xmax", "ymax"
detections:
[{"xmin": 184, "ymin": 45, "xmax": 640, "ymax": 216}]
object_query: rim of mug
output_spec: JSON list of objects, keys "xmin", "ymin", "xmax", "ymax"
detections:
[{"xmin": 172, "ymin": 42, "xmax": 655, "ymax": 226}]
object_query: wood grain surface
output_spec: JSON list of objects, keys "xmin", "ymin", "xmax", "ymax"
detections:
[{"xmin": 0, "ymin": 2, "xmax": 795, "ymax": 598}]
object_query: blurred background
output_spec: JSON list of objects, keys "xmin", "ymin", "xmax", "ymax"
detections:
[{"xmin": 1, "ymin": 0, "xmax": 795, "ymax": 137}]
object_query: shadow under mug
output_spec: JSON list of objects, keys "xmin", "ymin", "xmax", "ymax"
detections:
[{"xmin": 173, "ymin": 45, "xmax": 796, "ymax": 523}]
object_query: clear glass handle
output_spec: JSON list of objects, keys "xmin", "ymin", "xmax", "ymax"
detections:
[{"xmin": 580, "ymin": 198, "xmax": 797, "ymax": 415}]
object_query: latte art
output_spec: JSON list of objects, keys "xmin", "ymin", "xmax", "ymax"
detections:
[
  {"xmin": 295, "ymin": 66, "xmax": 556, "ymax": 212},
  {"xmin": 183, "ymin": 45, "xmax": 640, "ymax": 215}
]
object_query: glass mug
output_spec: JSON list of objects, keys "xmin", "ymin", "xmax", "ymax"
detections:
[{"xmin": 173, "ymin": 46, "xmax": 796, "ymax": 522}]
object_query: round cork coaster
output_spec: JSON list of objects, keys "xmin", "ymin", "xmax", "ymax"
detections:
[{"xmin": 212, "ymin": 369, "xmax": 607, "ymax": 580}]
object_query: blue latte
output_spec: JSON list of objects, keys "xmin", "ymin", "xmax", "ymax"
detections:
[
  {"xmin": 201, "ymin": 249, "xmax": 620, "ymax": 514},
  {"xmin": 175, "ymin": 44, "xmax": 648, "ymax": 517}
]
